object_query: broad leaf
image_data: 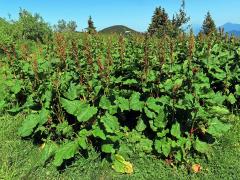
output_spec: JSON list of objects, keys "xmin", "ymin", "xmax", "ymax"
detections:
[
  {"xmin": 144, "ymin": 107, "xmax": 156, "ymax": 119},
  {"xmin": 92, "ymin": 127, "xmax": 106, "ymax": 140},
  {"xmin": 38, "ymin": 108, "xmax": 50, "ymax": 125},
  {"xmin": 60, "ymin": 98, "xmax": 85, "ymax": 115},
  {"xmin": 235, "ymin": 85, "xmax": 240, "ymax": 96},
  {"xmin": 154, "ymin": 140, "xmax": 162, "ymax": 153},
  {"xmin": 207, "ymin": 118, "xmax": 232, "ymax": 137},
  {"xmin": 162, "ymin": 141, "xmax": 171, "ymax": 157},
  {"xmin": 40, "ymin": 141, "xmax": 58, "ymax": 165},
  {"xmin": 194, "ymin": 138, "xmax": 209, "ymax": 154},
  {"xmin": 227, "ymin": 93, "xmax": 236, "ymax": 105},
  {"xmin": 61, "ymin": 98, "xmax": 97, "ymax": 122},
  {"xmin": 135, "ymin": 139, "xmax": 153, "ymax": 153},
  {"xmin": 112, "ymin": 154, "xmax": 133, "ymax": 174},
  {"xmin": 136, "ymin": 118, "xmax": 146, "ymax": 132},
  {"xmin": 18, "ymin": 114, "xmax": 39, "ymax": 137},
  {"xmin": 129, "ymin": 92, "xmax": 144, "ymax": 111},
  {"xmin": 146, "ymin": 97, "xmax": 161, "ymax": 113},
  {"xmin": 76, "ymin": 105, "xmax": 97, "ymax": 122},
  {"xmin": 153, "ymin": 108, "xmax": 166, "ymax": 129},
  {"xmin": 115, "ymin": 97, "xmax": 129, "ymax": 112},
  {"xmin": 101, "ymin": 113, "xmax": 120, "ymax": 133},
  {"xmin": 210, "ymin": 106, "xmax": 230, "ymax": 116},
  {"xmin": 64, "ymin": 83, "xmax": 81, "ymax": 101},
  {"xmin": 171, "ymin": 122, "xmax": 181, "ymax": 139},
  {"xmin": 101, "ymin": 144, "xmax": 115, "ymax": 153},
  {"xmin": 99, "ymin": 96, "xmax": 112, "ymax": 110},
  {"xmin": 53, "ymin": 141, "xmax": 79, "ymax": 167}
]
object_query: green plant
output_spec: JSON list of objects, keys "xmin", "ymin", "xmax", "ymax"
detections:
[{"xmin": 0, "ymin": 30, "xmax": 239, "ymax": 174}]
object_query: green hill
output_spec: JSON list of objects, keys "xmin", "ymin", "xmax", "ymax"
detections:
[{"xmin": 99, "ymin": 25, "xmax": 139, "ymax": 34}]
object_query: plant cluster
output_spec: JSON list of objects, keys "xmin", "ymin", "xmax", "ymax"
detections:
[{"xmin": 0, "ymin": 30, "xmax": 239, "ymax": 173}]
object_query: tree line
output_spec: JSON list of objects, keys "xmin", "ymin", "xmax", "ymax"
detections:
[
  {"xmin": 148, "ymin": 0, "xmax": 217, "ymax": 37},
  {"xmin": 0, "ymin": 1, "xmax": 218, "ymax": 44}
]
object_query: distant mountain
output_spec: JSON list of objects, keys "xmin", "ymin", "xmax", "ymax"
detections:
[
  {"xmin": 220, "ymin": 23, "xmax": 240, "ymax": 36},
  {"xmin": 220, "ymin": 23, "xmax": 240, "ymax": 32},
  {"xmin": 99, "ymin": 25, "xmax": 139, "ymax": 34}
]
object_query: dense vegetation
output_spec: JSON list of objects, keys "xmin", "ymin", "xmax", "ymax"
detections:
[{"xmin": 0, "ymin": 3, "xmax": 239, "ymax": 176}]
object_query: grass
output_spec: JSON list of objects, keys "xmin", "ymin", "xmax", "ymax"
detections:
[{"xmin": 0, "ymin": 113, "xmax": 240, "ymax": 180}]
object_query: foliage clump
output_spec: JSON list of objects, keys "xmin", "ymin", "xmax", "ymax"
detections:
[{"xmin": 0, "ymin": 7, "xmax": 239, "ymax": 174}]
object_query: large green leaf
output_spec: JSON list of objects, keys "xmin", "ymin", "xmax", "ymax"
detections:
[
  {"xmin": 227, "ymin": 93, "xmax": 237, "ymax": 105},
  {"xmin": 78, "ymin": 136, "xmax": 87, "ymax": 149},
  {"xmin": 41, "ymin": 88, "xmax": 52, "ymax": 109},
  {"xmin": 101, "ymin": 113, "xmax": 120, "ymax": 133},
  {"xmin": 10, "ymin": 80, "xmax": 21, "ymax": 94},
  {"xmin": 53, "ymin": 141, "xmax": 79, "ymax": 167},
  {"xmin": 101, "ymin": 144, "xmax": 115, "ymax": 153},
  {"xmin": 18, "ymin": 108, "xmax": 50, "ymax": 137},
  {"xmin": 115, "ymin": 97, "xmax": 129, "ymax": 112},
  {"xmin": 61, "ymin": 98, "xmax": 97, "ymax": 122},
  {"xmin": 155, "ymin": 140, "xmax": 162, "ymax": 153},
  {"xmin": 129, "ymin": 92, "xmax": 144, "ymax": 111},
  {"xmin": 60, "ymin": 98, "xmax": 85, "ymax": 115},
  {"xmin": 136, "ymin": 118, "xmax": 146, "ymax": 132},
  {"xmin": 171, "ymin": 122, "xmax": 181, "ymax": 139},
  {"xmin": 92, "ymin": 126, "xmax": 106, "ymax": 140},
  {"xmin": 99, "ymin": 95, "xmax": 112, "ymax": 110},
  {"xmin": 207, "ymin": 118, "xmax": 232, "ymax": 137},
  {"xmin": 146, "ymin": 97, "xmax": 161, "ymax": 113},
  {"xmin": 0, "ymin": 100, "xmax": 6, "ymax": 110},
  {"xmin": 209, "ymin": 106, "xmax": 230, "ymax": 116},
  {"xmin": 235, "ymin": 85, "xmax": 240, "ymax": 96},
  {"xmin": 40, "ymin": 141, "xmax": 58, "ymax": 165},
  {"xmin": 56, "ymin": 121, "xmax": 73, "ymax": 137},
  {"xmin": 162, "ymin": 141, "xmax": 171, "ymax": 157},
  {"xmin": 64, "ymin": 83, "xmax": 81, "ymax": 101},
  {"xmin": 144, "ymin": 107, "xmax": 156, "ymax": 119},
  {"xmin": 38, "ymin": 108, "xmax": 50, "ymax": 125},
  {"xmin": 76, "ymin": 105, "xmax": 97, "ymax": 122},
  {"xmin": 135, "ymin": 138, "xmax": 153, "ymax": 153},
  {"xmin": 194, "ymin": 138, "xmax": 209, "ymax": 154},
  {"xmin": 78, "ymin": 129, "xmax": 91, "ymax": 149},
  {"xmin": 153, "ymin": 108, "xmax": 166, "ymax": 129},
  {"xmin": 18, "ymin": 114, "xmax": 39, "ymax": 137}
]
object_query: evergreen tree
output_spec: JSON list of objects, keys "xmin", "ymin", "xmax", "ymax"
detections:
[
  {"xmin": 148, "ymin": 0, "xmax": 189, "ymax": 37},
  {"xmin": 171, "ymin": 0, "xmax": 190, "ymax": 35},
  {"xmin": 148, "ymin": 7, "xmax": 169, "ymax": 36},
  {"xmin": 87, "ymin": 16, "xmax": 96, "ymax": 34},
  {"xmin": 148, "ymin": 7, "xmax": 170, "ymax": 35},
  {"xmin": 202, "ymin": 11, "xmax": 217, "ymax": 35}
]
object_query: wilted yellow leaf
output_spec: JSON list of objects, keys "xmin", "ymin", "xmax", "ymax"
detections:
[
  {"xmin": 112, "ymin": 154, "xmax": 133, "ymax": 174},
  {"xmin": 123, "ymin": 161, "xmax": 133, "ymax": 174}
]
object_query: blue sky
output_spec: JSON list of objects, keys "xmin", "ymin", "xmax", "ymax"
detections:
[{"xmin": 0, "ymin": 0, "xmax": 239, "ymax": 32}]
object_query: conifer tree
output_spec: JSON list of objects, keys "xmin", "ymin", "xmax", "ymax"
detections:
[
  {"xmin": 171, "ymin": 0, "xmax": 190, "ymax": 35},
  {"xmin": 87, "ymin": 16, "xmax": 96, "ymax": 34},
  {"xmin": 148, "ymin": 7, "xmax": 170, "ymax": 36},
  {"xmin": 148, "ymin": 0, "xmax": 189, "ymax": 37},
  {"xmin": 202, "ymin": 11, "xmax": 217, "ymax": 35}
]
